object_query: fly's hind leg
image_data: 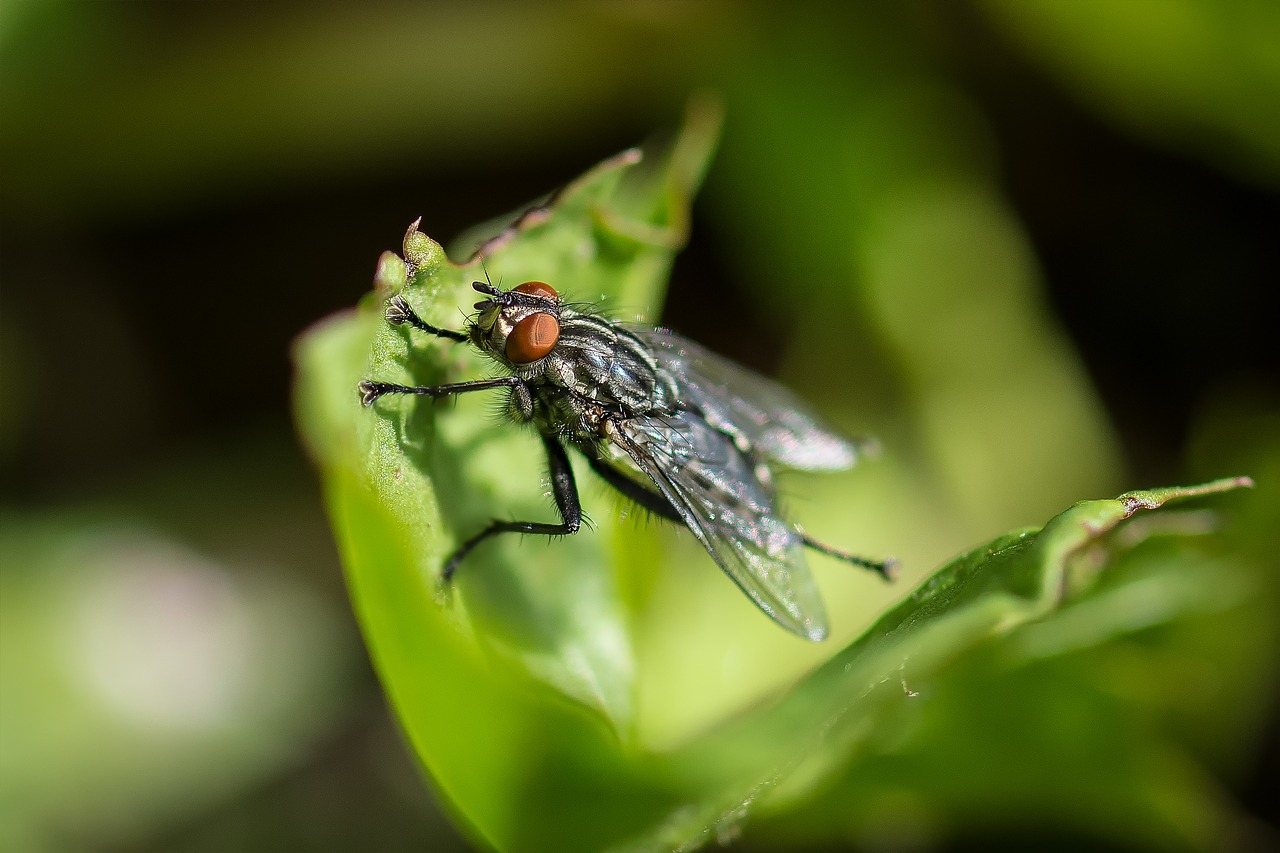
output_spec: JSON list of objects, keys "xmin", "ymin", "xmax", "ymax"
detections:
[
  {"xmin": 586, "ymin": 456, "xmax": 681, "ymax": 522},
  {"xmin": 443, "ymin": 433, "xmax": 582, "ymax": 580},
  {"xmin": 801, "ymin": 534, "xmax": 897, "ymax": 581}
]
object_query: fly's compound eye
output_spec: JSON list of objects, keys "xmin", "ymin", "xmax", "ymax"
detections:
[
  {"xmin": 506, "ymin": 312, "xmax": 560, "ymax": 364},
  {"xmin": 513, "ymin": 281, "xmax": 558, "ymax": 301}
]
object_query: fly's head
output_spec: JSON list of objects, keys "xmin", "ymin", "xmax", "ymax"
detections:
[{"xmin": 469, "ymin": 280, "xmax": 562, "ymax": 371}]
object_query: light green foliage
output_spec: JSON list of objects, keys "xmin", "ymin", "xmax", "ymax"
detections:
[{"xmin": 293, "ymin": 114, "xmax": 1260, "ymax": 851}]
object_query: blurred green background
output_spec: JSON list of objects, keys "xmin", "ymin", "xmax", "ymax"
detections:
[{"xmin": 1, "ymin": 2, "xmax": 1276, "ymax": 851}]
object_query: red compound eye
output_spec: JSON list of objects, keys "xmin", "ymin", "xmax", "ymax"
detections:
[
  {"xmin": 506, "ymin": 312, "xmax": 560, "ymax": 364},
  {"xmin": 513, "ymin": 281, "xmax": 558, "ymax": 300}
]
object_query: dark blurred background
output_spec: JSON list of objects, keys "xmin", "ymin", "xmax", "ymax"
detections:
[{"xmin": 2, "ymin": 2, "xmax": 1276, "ymax": 851}]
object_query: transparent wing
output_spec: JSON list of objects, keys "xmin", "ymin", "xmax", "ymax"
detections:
[
  {"xmin": 613, "ymin": 409, "xmax": 828, "ymax": 641},
  {"xmin": 632, "ymin": 326, "xmax": 863, "ymax": 471}
]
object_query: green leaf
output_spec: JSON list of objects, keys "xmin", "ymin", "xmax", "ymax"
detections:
[
  {"xmin": 615, "ymin": 479, "xmax": 1256, "ymax": 852},
  {"xmin": 293, "ymin": 102, "xmax": 723, "ymax": 851},
  {"xmin": 293, "ymin": 110, "xmax": 1255, "ymax": 850}
]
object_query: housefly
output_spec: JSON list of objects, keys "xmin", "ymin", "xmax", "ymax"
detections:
[{"xmin": 359, "ymin": 280, "xmax": 893, "ymax": 641}]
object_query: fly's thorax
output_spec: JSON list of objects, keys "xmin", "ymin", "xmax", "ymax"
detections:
[{"xmin": 545, "ymin": 314, "xmax": 681, "ymax": 415}]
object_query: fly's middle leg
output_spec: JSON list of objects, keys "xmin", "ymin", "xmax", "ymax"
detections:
[{"xmin": 442, "ymin": 433, "xmax": 582, "ymax": 580}]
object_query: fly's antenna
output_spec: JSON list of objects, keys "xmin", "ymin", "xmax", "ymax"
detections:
[
  {"xmin": 479, "ymin": 263, "xmax": 504, "ymax": 292},
  {"xmin": 472, "ymin": 274, "xmax": 504, "ymax": 304}
]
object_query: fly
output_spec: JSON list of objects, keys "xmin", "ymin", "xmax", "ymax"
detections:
[{"xmin": 358, "ymin": 280, "xmax": 893, "ymax": 641}]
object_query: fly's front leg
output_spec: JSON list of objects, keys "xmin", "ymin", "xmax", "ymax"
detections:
[
  {"xmin": 359, "ymin": 296, "xmax": 482, "ymax": 405},
  {"xmin": 443, "ymin": 433, "xmax": 582, "ymax": 580},
  {"xmin": 358, "ymin": 376, "xmax": 520, "ymax": 406},
  {"xmin": 384, "ymin": 295, "xmax": 468, "ymax": 342}
]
